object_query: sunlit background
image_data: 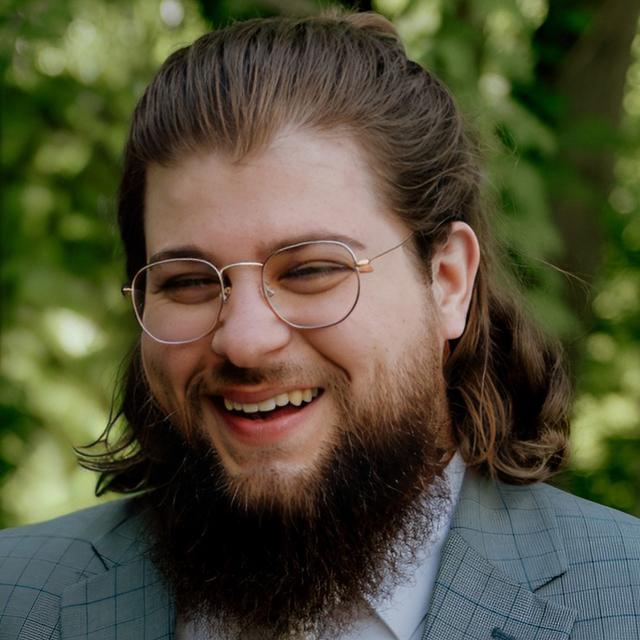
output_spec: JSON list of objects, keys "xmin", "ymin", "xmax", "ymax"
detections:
[{"xmin": 2, "ymin": 0, "xmax": 639, "ymax": 526}]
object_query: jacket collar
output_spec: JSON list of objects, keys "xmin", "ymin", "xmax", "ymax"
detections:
[
  {"xmin": 422, "ymin": 471, "xmax": 576, "ymax": 640},
  {"xmin": 60, "ymin": 498, "xmax": 176, "ymax": 640}
]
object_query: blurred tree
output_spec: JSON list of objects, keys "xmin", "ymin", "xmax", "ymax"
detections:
[
  {"xmin": 1, "ymin": 0, "xmax": 207, "ymax": 526},
  {"xmin": 527, "ymin": 0, "xmax": 639, "ymax": 347}
]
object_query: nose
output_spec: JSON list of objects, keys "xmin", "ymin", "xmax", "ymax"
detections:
[{"xmin": 209, "ymin": 269, "xmax": 292, "ymax": 368}]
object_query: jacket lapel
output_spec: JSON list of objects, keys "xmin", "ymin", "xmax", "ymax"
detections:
[
  {"xmin": 59, "ymin": 500, "xmax": 175, "ymax": 640},
  {"xmin": 422, "ymin": 472, "xmax": 577, "ymax": 640}
]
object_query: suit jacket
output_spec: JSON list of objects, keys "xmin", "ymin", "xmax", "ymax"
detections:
[{"xmin": 1, "ymin": 472, "xmax": 639, "ymax": 640}]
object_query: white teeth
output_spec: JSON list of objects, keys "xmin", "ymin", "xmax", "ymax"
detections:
[
  {"xmin": 289, "ymin": 390, "xmax": 303, "ymax": 406},
  {"xmin": 222, "ymin": 387, "xmax": 319, "ymax": 414},
  {"xmin": 258, "ymin": 398, "xmax": 276, "ymax": 412},
  {"xmin": 275, "ymin": 393, "xmax": 289, "ymax": 407}
]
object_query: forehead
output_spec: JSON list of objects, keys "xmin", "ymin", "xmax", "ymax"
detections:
[{"xmin": 143, "ymin": 129, "xmax": 407, "ymax": 261}]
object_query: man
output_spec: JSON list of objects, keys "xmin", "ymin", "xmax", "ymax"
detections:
[{"xmin": 1, "ymin": 10, "xmax": 639, "ymax": 640}]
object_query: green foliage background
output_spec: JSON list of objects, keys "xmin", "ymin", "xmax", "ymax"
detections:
[{"xmin": 1, "ymin": 0, "xmax": 639, "ymax": 527}]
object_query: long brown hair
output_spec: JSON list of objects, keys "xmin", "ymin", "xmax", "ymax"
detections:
[{"xmin": 80, "ymin": 10, "xmax": 570, "ymax": 493}]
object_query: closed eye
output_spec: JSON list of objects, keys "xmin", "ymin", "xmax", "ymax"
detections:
[
  {"xmin": 280, "ymin": 262, "xmax": 351, "ymax": 280},
  {"xmin": 160, "ymin": 276, "xmax": 218, "ymax": 290},
  {"xmin": 275, "ymin": 261, "xmax": 354, "ymax": 295},
  {"xmin": 153, "ymin": 275, "xmax": 222, "ymax": 303}
]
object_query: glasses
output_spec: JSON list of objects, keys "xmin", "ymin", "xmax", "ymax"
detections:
[{"xmin": 122, "ymin": 235, "xmax": 413, "ymax": 344}]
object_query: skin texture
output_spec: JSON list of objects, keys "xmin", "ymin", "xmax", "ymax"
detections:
[{"xmin": 141, "ymin": 128, "xmax": 479, "ymax": 510}]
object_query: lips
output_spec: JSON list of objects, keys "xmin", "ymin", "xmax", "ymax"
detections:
[{"xmin": 207, "ymin": 388, "xmax": 324, "ymax": 445}]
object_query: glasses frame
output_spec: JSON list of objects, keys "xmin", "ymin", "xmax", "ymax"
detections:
[{"xmin": 122, "ymin": 234, "xmax": 414, "ymax": 345}]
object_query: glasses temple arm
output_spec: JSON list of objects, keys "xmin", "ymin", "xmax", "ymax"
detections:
[
  {"xmin": 365, "ymin": 217, "xmax": 457, "ymax": 268},
  {"xmin": 359, "ymin": 233, "xmax": 415, "ymax": 272}
]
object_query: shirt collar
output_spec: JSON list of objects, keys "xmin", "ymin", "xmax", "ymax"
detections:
[{"xmin": 369, "ymin": 452, "xmax": 467, "ymax": 640}]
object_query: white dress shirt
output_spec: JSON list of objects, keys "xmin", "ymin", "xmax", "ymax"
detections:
[{"xmin": 176, "ymin": 454, "xmax": 466, "ymax": 640}]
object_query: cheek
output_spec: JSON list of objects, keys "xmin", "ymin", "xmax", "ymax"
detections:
[
  {"xmin": 316, "ymin": 279, "xmax": 440, "ymax": 386},
  {"xmin": 356, "ymin": 271, "xmax": 433, "ymax": 342},
  {"xmin": 300, "ymin": 323, "xmax": 369, "ymax": 389},
  {"xmin": 303, "ymin": 314, "xmax": 397, "ymax": 394},
  {"xmin": 140, "ymin": 337, "xmax": 192, "ymax": 407}
]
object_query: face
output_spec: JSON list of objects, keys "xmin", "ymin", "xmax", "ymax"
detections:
[
  {"xmin": 141, "ymin": 128, "xmax": 452, "ymax": 509},
  {"xmin": 138, "ymin": 128, "xmax": 480, "ymax": 635}
]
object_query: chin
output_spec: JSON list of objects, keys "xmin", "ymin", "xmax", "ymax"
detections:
[{"xmin": 214, "ymin": 446, "xmax": 335, "ymax": 515}]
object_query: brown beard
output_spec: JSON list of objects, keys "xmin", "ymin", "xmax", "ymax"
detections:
[{"xmin": 144, "ymin": 346, "xmax": 453, "ymax": 639}]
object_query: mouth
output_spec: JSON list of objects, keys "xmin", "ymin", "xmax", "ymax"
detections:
[
  {"xmin": 207, "ymin": 387, "xmax": 325, "ymax": 446},
  {"xmin": 215, "ymin": 387, "xmax": 321, "ymax": 420}
]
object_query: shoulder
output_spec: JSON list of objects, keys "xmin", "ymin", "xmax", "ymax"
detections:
[
  {"xmin": 533, "ymin": 482, "xmax": 640, "ymax": 594},
  {"xmin": 0, "ymin": 498, "xmax": 144, "ymax": 639},
  {"xmin": 538, "ymin": 480, "xmax": 640, "ymax": 538},
  {"xmin": 531, "ymin": 483, "xmax": 640, "ymax": 635},
  {"xmin": 462, "ymin": 470, "xmax": 640, "ymax": 536},
  {"xmin": 0, "ymin": 498, "xmax": 142, "ymax": 568},
  {"xmin": 497, "ymin": 478, "xmax": 640, "ymax": 548},
  {"xmin": 457, "ymin": 473, "xmax": 640, "ymax": 635},
  {"xmin": 456, "ymin": 471, "xmax": 640, "ymax": 581}
]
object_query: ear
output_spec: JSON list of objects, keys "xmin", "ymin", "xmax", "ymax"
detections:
[{"xmin": 431, "ymin": 221, "xmax": 480, "ymax": 340}]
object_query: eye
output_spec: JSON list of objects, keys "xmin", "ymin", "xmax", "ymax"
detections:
[
  {"xmin": 160, "ymin": 275, "xmax": 217, "ymax": 290},
  {"xmin": 281, "ymin": 261, "xmax": 350, "ymax": 279},
  {"xmin": 153, "ymin": 273, "xmax": 222, "ymax": 303},
  {"xmin": 276, "ymin": 261, "xmax": 354, "ymax": 294}
]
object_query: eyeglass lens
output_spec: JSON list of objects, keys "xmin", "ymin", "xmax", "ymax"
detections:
[{"xmin": 132, "ymin": 242, "xmax": 360, "ymax": 343}]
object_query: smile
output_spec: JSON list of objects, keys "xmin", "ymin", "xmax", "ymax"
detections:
[
  {"xmin": 222, "ymin": 387, "xmax": 320, "ymax": 413},
  {"xmin": 208, "ymin": 387, "xmax": 325, "ymax": 446},
  {"xmin": 222, "ymin": 387, "xmax": 320, "ymax": 415}
]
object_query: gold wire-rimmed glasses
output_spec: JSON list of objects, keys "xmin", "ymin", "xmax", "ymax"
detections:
[{"xmin": 122, "ymin": 234, "xmax": 413, "ymax": 344}]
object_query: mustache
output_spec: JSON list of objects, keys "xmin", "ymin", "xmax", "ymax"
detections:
[
  {"xmin": 212, "ymin": 360, "xmax": 296, "ymax": 386},
  {"xmin": 191, "ymin": 359, "xmax": 343, "ymax": 392}
]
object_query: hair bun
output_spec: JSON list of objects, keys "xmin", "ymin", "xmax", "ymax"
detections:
[{"xmin": 320, "ymin": 9, "xmax": 403, "ymax": 46}]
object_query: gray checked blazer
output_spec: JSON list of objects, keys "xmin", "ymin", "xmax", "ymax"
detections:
[{"xmin": 1, "ymin": 471, "xmax": 639, "ymax": 639}]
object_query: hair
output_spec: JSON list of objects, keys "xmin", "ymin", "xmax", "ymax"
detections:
[{"xmin": 79, "ymin": 10, "xmax": 570, "ymax": 493}]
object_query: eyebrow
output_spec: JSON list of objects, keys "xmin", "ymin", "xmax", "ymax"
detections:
[{"xmin": 147, "ymin": 232, "xmax": 367, "ymax": 264}]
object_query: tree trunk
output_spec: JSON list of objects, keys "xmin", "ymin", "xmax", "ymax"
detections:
[{"xmin": 549, "ymin": 0, "xmax": 640, "ymax": 322}]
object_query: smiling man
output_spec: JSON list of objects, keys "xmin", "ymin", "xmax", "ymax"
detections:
[{"xmin": 2, "ymin": 10, "xmax": 639, "ymax": 640}]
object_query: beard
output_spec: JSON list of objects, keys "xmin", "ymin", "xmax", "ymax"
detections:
[{"xmin": 143, "ymin": 337, "xmax": 453, "ymax": 640}]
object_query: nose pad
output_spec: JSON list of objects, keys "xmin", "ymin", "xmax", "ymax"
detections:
[{"xmin": 221, "ymin": 270, "xmax": 233, "ymax": 302}]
